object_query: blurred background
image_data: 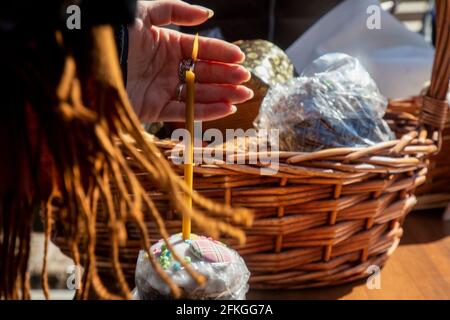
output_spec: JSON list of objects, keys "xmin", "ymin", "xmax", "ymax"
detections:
[{"xmin": 180, "ymin": 0, "xmax": 434, "ymax": 49}]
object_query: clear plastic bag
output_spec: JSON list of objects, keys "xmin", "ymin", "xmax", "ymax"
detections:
[
  {"xmin": 254, "ymin": 53, "xmax": 395, "ymax": 152},
  {"xmin": 135, "ymin": 234, "xmax": 250, "ymax": 300}
]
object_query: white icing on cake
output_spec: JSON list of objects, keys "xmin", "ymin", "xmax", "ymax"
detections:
[{"xmin": 135, "ymin": 233, "xmax": 250, "ymax": 300}]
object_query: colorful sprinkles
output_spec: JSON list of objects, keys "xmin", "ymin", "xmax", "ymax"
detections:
[
  {"xmin": 172, "ymin": 262, "xmax": 181, "ymax": 271},
  {"xmin": 152, "ymin": 235, "xmax": 230, "ymax": 271}
]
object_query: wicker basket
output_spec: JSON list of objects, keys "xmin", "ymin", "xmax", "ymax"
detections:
[
  {"xmin": 54, "ymin": 1, "xmax": 450, "ymax": 291},
  {"xmin": 387, "ymin": 97, "xmax": 450, "ymax": 210}
]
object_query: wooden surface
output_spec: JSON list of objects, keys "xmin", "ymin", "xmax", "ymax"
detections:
[{"xmin": 248, "ymin": 209, "xmax": 450, "ymax": 300}]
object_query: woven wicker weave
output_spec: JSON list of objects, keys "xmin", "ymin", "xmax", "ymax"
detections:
[
  {"xmin": 54, "ymin": 0, "xmax": 450, "ymax": 291},
  {"xmin": 387, "ymin": 97, "xmax": 450, "ymax": 210}
]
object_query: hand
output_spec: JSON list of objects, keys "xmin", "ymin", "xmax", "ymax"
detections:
[{"xmin": 127, "ymin": 0, "xmax": 253, "ymax": 122}]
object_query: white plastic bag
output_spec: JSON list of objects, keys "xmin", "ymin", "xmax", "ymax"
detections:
[{"xmin": 286, "ymin": 0, "xmax": 434, "ymax": 98}]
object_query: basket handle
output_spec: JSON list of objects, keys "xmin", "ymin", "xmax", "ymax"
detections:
[{"xmin": 421, "ymin": 0, "xmax": 450, "ymax": 135}]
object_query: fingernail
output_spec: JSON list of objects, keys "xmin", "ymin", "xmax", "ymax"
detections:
[
  {"xmin": 246, "ymin": 87, "xmax": 254, "ymax": 99},
  {"xmin": 207, "ymin": 9, "xmax": 214, "ymax": 19},
  {"xmin": 243, "ymin": 69, "xmax": 252, "ymax": 82},
  {"xmin": 237, "ymin": 48, "xmax": 246, "ymax": 63},
  {"xmin": 194, "ymin": 5, "xmax": 214, "ymax": 19},
  {"xmin": 231, "ymin": 105, "xmax": 237, "ymax": 114}
]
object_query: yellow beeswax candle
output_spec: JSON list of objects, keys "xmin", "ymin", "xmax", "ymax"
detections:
[
  {"xmin": 183, "ymin": 69, "xmax": 195, "ymax": 240},
  {"xmin": 182, "ymin": 34, "xmax": 198, "ymax": 240}
]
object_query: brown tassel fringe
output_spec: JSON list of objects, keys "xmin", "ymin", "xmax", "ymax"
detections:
[{"xmin": 0, "ymin": 25, "xmax": 252, "ymax": 300}]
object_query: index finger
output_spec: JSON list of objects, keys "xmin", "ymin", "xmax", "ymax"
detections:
[
  {"xmin": 179, "ymin": 32, "xmax": 245, "ymax": 64},
  {"xmin": 139, "ymin": 0, "xmax": 212, "ymax": 27}
]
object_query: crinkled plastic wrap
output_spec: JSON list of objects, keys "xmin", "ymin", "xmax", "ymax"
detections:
[
  {"xmin": 254, "ymin": 53, "xmax": 395, "ymax": 152},
  {"xmin": 135, "ymin": 234, "xmax": 250, "ymax": 300}
]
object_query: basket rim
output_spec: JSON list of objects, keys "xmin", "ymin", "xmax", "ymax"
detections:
[{"xmin": 130, "ymin": 129, "xmax": 436, "ymax": 181}]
